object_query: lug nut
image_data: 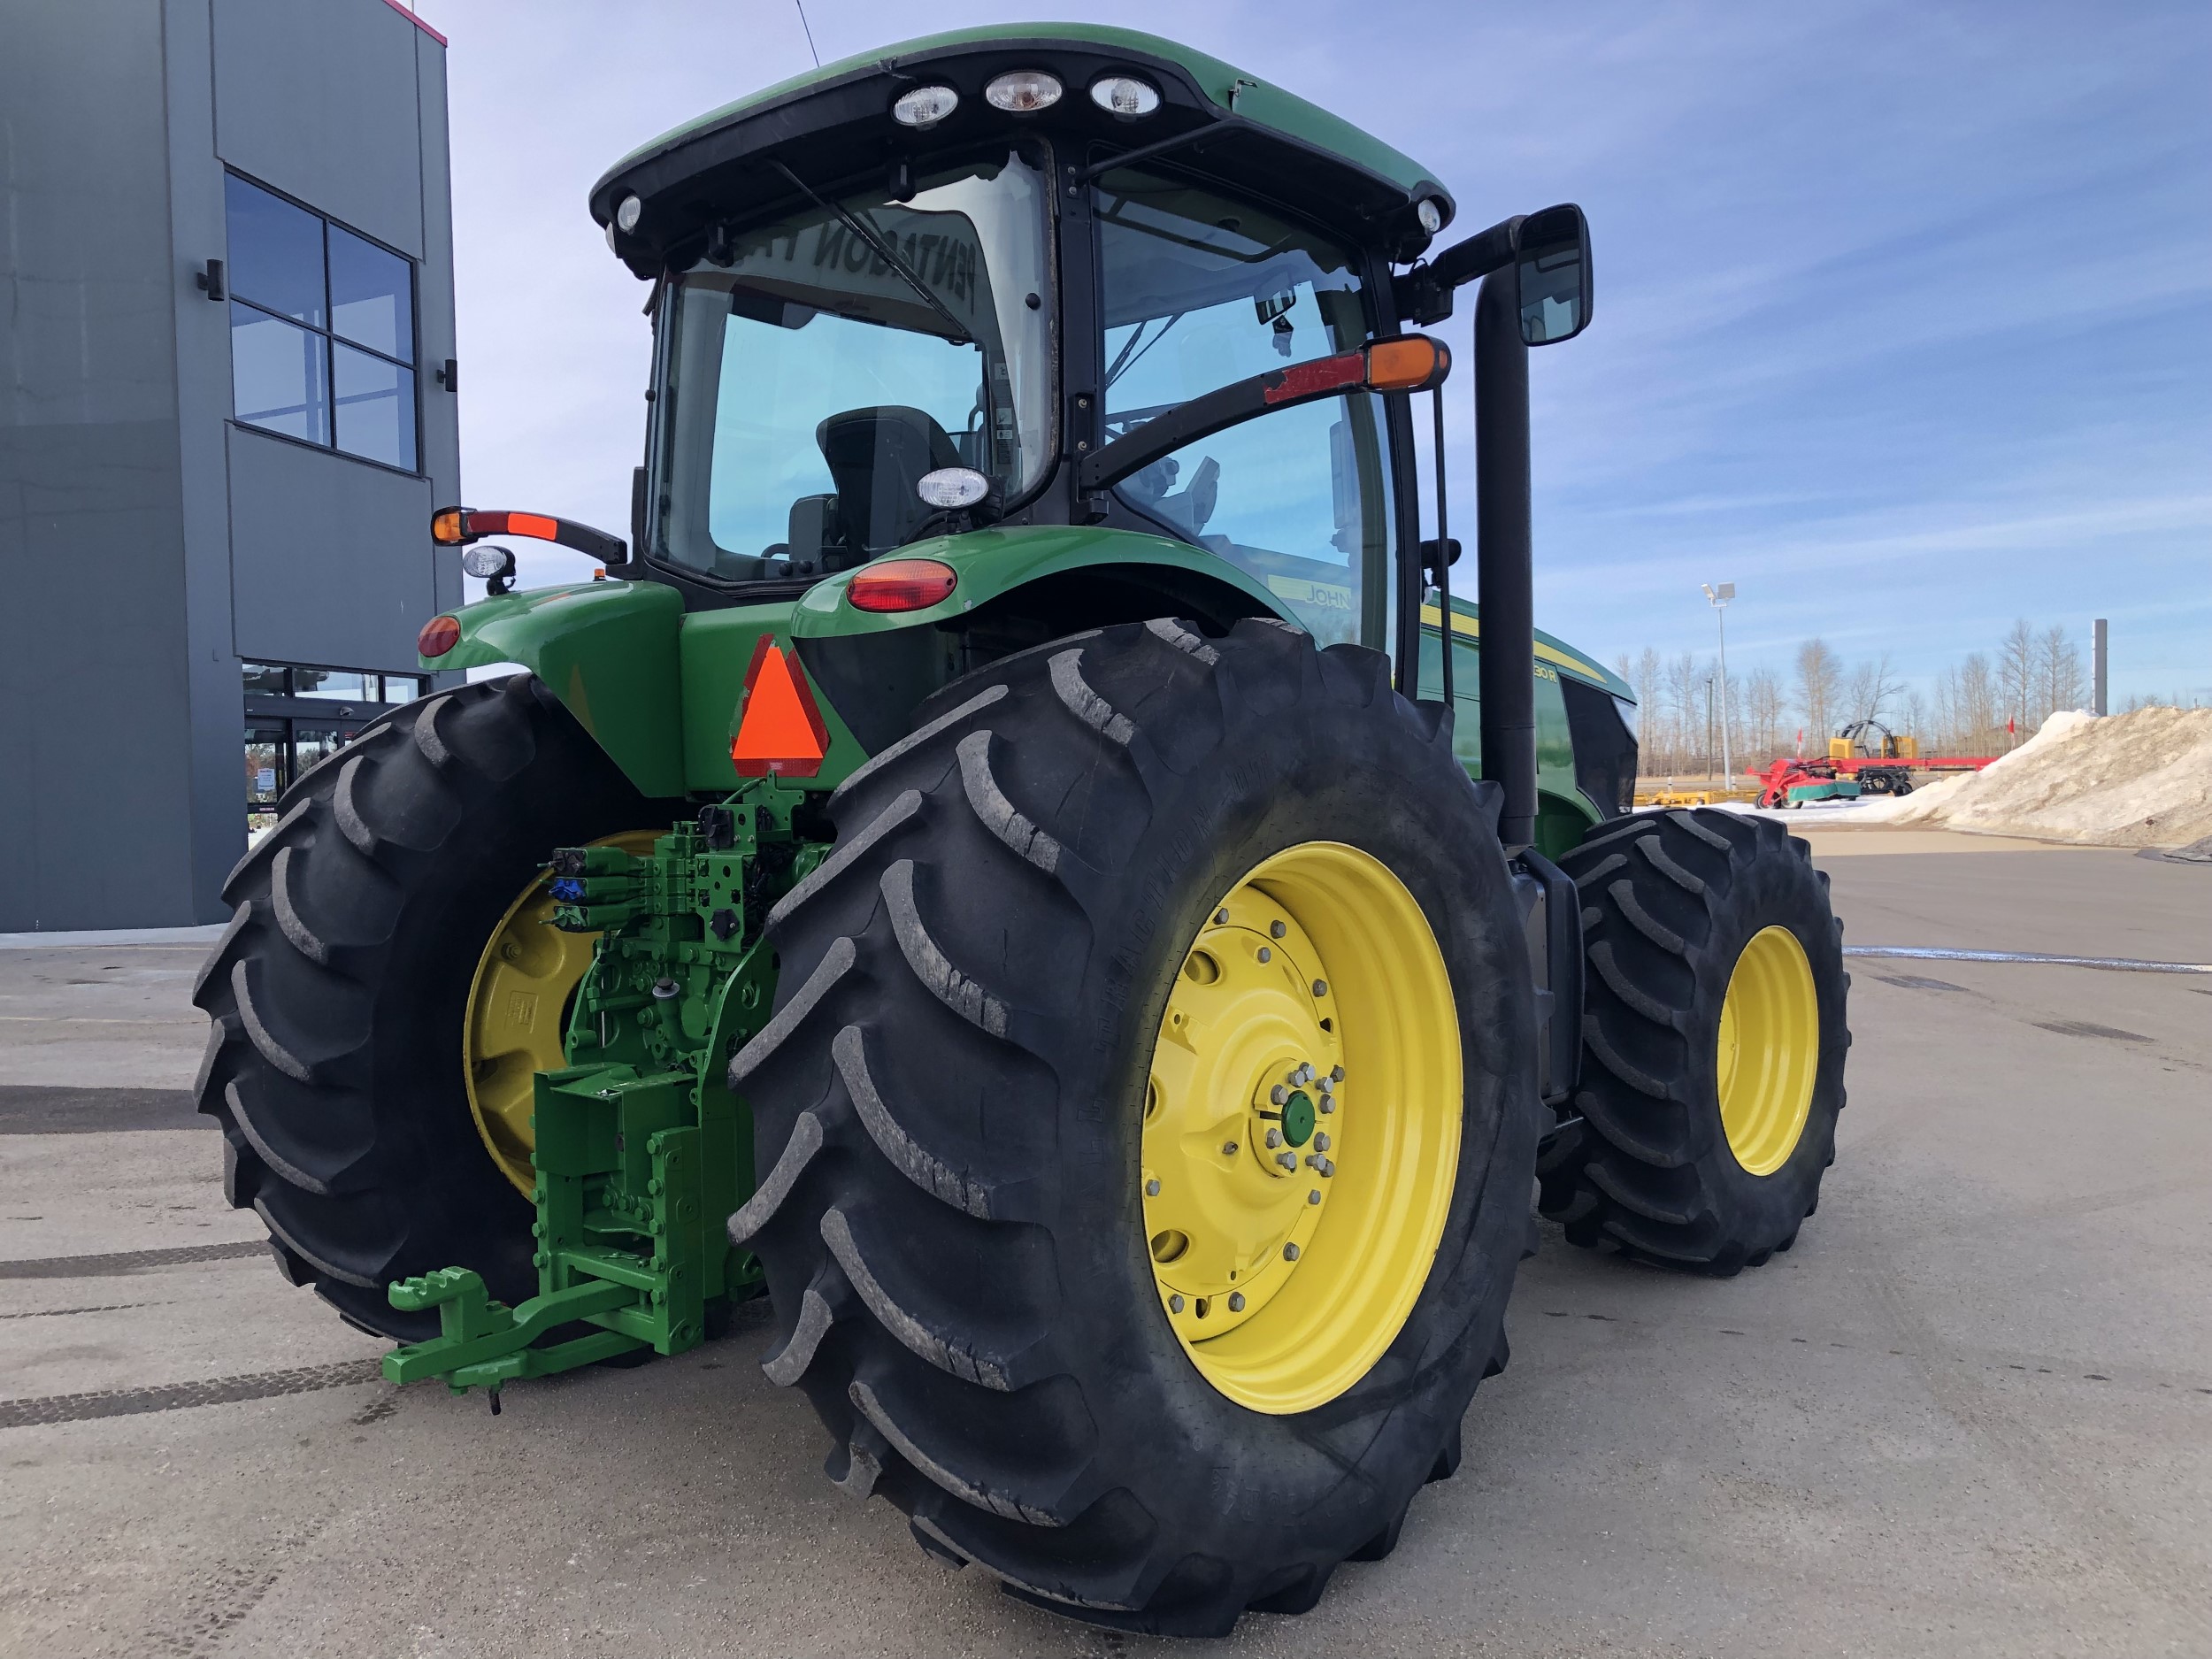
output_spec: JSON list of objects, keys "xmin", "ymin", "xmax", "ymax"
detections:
[
  {"xmin": 1308, "ymin": 1189, "xmax": 1322, "ymax": 1204},
  {"xmin": 1215, "ymin": 908, "xmax": 1230, "ymax": 925},
  {"xmin": 1330, "ymin": 1065, "xmax": 1345, "ymax": 1082},
  {"xmin": 1313, "ymin": 1132, "xmax": 1331, "ymax": 1152},
  {"xmin": 1145, "ymin": 1178, "xmax": 1161, "ymax": 1196},
  {"xmin": 1297, "ymin": 1064, "xmax": 1315, "ymax": 1085},
  {"xmin": 1271, "ymin": 1085, "xmax": 1287, "ymax": 1105},
  {"xmin": 1170, "ymin": 1294, "xmax": 1185, "ymax": 1313},
  {"xmin": 1256, "ymin": 946, "xmax": 1271, "ymax": 963},
  {"xmin": 1270, "ymin": 920, "xmax": 1286, "ymax": 940},
  {"xmin": 1276, "ymin": 1151, "xmax": 1298, "ymax": 1171},
  {"xmin": 1265, "ymin": 1128, "xmax": 1283, "ymax": 1148},
  {"xmin": 1319, "ymin": 1097, "xmax": 1336, "ymax": 1114},
  {"xmin": 1283, "ymin": 1242, "xmax": 1300, "ymax": 1261},
  {"xmin": 1228, "ymin": 1292, "xmax": 1246, "ymax": 1312},
  {"xmin": 1312, "ymin": 979, "xmax": 1327, "ymax": 997},
  {"xmin": 1317, "ymin": 1157, "xmax": 1336, "ymax": 1178}
]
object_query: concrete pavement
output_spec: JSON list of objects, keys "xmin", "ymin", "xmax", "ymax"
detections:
[{"xmin": 2, "ymin": 832, "xmax": 2206, "ymax": 1657}]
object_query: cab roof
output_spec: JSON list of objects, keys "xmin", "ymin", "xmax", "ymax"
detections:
[{"xmin": 589, "ymin": 24, "xmax": 1455, "ymax": 278}]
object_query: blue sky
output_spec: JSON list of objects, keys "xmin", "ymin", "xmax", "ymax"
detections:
[{"xmin": 429, "ymin": 1, "xmax": 2210, "ymax": 704}]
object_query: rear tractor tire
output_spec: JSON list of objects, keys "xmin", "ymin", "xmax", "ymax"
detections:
[
  {"xmin": 733, "ymin": 618, "xmax": 1543, "ymax": 1636},
  {"xmin": 192, "ymin": 674, "xmax": 673, "ymax": 1340},
  {"xmin": 1539, "ymin": 807, "xmax": 1850, "ymax": 1273}
]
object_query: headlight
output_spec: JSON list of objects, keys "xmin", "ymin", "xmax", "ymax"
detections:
[
  {"xmin": 916, "ymin": 467, "xmax": 990, "ymax": 510},
  {"xmin": 615, "ymin": 195, "xmax": 642, "ymax": 234},
  {"xmin": 1416, "ymin": 197, "xmax": 1444, "ymax": 235},
  {"xmin": 459, "ymin": 544, "xmax": 517, "ymax": 581},
  {"xmin": 985, "ymin": 71, "xmax": 1063, "ymax": 113},
  {"xmin": 892, "ymin": 84, "xmax": 960, "ymax": 128},
  {"xmin": 1089, "ymin": 75, "xmax": 1160, "ymax": 118}
]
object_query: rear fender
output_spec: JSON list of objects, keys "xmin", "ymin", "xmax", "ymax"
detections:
[
  {"xmin": 787, "ymin": 524, "xmax": 1286, "ymax": 641},
  {"xmin": 420, "ymin": 580, "xmax": 687, "ymax": 799}
]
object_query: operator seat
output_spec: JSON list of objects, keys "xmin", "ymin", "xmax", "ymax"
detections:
[{"xmin": 816, "ymin": 405, "xmax": 962, "ymax": 565}]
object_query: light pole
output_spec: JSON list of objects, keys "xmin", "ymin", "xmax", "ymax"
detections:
[{"xmin": 1702, "ymin": 582, "xmax": 1735, "ymax": 782}]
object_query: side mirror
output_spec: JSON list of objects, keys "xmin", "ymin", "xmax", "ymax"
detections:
[{"xmin": 1515, "ymin": 204, "xmax": 1592, "ymax": 346}]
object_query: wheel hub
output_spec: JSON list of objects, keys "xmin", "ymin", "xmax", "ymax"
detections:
[
  {"xmin": 1139, "ymin": 841, "xmax": 1462, "ymax": 1415},
  {"xmin": 1141, "ymin": 892, "xmax": 1342, "ymax": 1336},
  {"xmin": 1716, "ymin": 923, "xmax": 1820, "ymax": 1176}
]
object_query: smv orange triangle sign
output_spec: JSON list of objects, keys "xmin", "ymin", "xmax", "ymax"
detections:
[{"xmin": 731, "ymin": 636, "xmax": 830, "ymax": 779}]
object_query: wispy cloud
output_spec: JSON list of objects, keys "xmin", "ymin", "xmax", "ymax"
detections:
[{"xmin": 425, "ymin": 0, "xmax": 2211, "ymax": 701}]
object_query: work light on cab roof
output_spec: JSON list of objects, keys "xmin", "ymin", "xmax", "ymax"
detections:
[
  {"xmin": 1090, "ymin": 73, "xmax": 1160, "ymax": 118},
  {"xmin": 891, "ymin": 83, "xmax": 959, "ymax": 128},
  {"xmin": 984, "ymin": 69, "xmax": 1061, "ymax": 111}
]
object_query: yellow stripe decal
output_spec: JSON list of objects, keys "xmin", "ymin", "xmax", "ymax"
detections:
[{"xmin": 1418, "ymin": 606, "xmax": 1609, "ymax": 686}]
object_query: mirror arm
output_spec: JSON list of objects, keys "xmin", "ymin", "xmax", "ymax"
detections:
[{"xmin": 1394, "ymin": 214, "xmax": 1525, "ymax": 326}]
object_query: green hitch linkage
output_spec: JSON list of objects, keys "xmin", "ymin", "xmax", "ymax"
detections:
[
  {"xmin": 382, "ymin": 1267, "xmax": 647, "ymax": 1402},
  {"xmin": 381, "ymin": 781, "xmax": 815, "ymax": 1406}
]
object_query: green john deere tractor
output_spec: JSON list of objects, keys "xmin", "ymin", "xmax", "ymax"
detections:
[{"xmin": 196, "ymin": 26, "xmax": 1848, "ymax": 1636}]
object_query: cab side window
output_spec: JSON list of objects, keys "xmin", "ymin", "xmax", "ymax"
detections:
[{"xmin": 1094, "ymin": 171, "xmax": 1391, "ymax": 648}]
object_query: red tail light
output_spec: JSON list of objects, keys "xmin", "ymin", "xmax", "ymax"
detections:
[
  {"xmin": 418, "ymin": 615, "xmax": 462, "ymax": 657},
  {"xmin": 848, "ymin": 559, "xmax": 958, "ymax": 613}
]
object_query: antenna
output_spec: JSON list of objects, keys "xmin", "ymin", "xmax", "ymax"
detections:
[{"xmin": 794, "ymin": 0, "xmax": 820, "ymax": 66}]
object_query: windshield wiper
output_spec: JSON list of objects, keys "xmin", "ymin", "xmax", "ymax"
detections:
[
  {"xmin": 770, "ymin": 160, "xmax": 972, "ymax": 346},
  {"xmin": 1104, "ymin": 311, "xmax": 1183, "ymax": 391}
]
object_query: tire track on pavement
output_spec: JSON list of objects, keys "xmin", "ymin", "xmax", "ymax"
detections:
[{"xmin": 0, "ymin": 1359, "xmax": 380, "ymax": 1428}]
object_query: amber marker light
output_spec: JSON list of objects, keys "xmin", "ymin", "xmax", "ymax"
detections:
[
  {"xmin": 848, "ymin": 558, "xmax": 958, "ymax": 613},
  {"xmin": 431, "ymin": 508, "xmax": 468, "ymax": 544},
  {"xmin": 1365, "ymin": 336, "xmax": 1451, "ymax": 393},
  {"xmin": 418, "ymin": 615, "xmax": 462, "ymax": 657}
]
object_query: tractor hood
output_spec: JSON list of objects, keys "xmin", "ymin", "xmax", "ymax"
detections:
[{"xmin": 588, "ymin": 25, "xmax": 1454, "ymax": 277}]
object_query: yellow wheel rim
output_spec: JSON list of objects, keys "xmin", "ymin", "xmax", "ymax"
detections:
[
  {"xmin": 1715, "ymin": 925, "xmax": 1820, "ymax": 1176},
  {"xmin": 463, "ymin": 830, "xmax": 659, "ymax": 1196},
  {"xmin": 1140, "ymin": 841, "xmax": 1462, "ymax": 1415}
]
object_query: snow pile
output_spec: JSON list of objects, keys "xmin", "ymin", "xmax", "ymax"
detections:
[{"xmin": 1886, "ymin": 706, "xmax": 2212, "ymax": 847}]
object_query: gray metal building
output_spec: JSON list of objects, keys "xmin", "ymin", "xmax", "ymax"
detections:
[{"xmin": 1, "ymin": 0, "xmax": 462, "ymax": 930}]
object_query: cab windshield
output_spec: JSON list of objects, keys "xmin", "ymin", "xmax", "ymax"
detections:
[{"xmin": 655, "ymin": 150, "xmax": 1055, "ymax": 583}]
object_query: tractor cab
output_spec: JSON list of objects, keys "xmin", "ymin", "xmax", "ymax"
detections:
[{"xmin": 586, "ymin": 30, "xmax": 1595, "ymax": 750}]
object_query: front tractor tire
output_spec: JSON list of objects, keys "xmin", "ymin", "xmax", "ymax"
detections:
[
  {"xmin": 192, "ymin": 675, "xmax": 672, "ymax": 1340},
  {"xmin": 733, "ymin": 618, "xmax": 1542, "ymax": 1636},
  {"xmin": 1539, "ymin": 808, "xmax": 1851, "ymax": 1273}
]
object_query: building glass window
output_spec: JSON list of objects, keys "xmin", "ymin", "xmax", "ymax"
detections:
[
  {"xmin": 246, "ymin": 726, "xmax": 287, "ymax": 836},
  {"xmin": 225, "ymin": 173, "xmax": 419, "ymax": 471},
  {"xmin": 241, "ymin": 661, "xmax": 430, "ymax": 839},
  {"xmin": 293, "ymin": 668, "xmax": 377, "ymax": 702}
]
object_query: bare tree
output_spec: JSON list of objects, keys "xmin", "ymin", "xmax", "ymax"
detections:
[
  {"xmin": 1794, "ymin": 638, "xmax": 1842, "ymax": 749},
  {"xmin": 1743, "ymin": 664, "xmax": 1785, "ymax": 764},
  {"xmin": 1843, "ymin": 652, "xmax": 1903, "ymax": 734},
  {"xmin": 1998, "ymin": 618, "xmax": 2036, "ymax": 742},
  {"xmin": 1955, "ymin": 652, "xmax": 1997, "ymax": 750},
  {"xmin": 1932, "ymin": 664, "xmax": 1959, "ymax": 750},
  {"xmin": 2039, "ymin": 625, "xmax": 2085, "ymax": 716},
  {"xmin": 1632, "ymin": 647, "xmax": 1663, "ymax": 762},
  {"xmin": 1665, "ymin": 652, "xmax": 1701, "ymax": 776}
]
